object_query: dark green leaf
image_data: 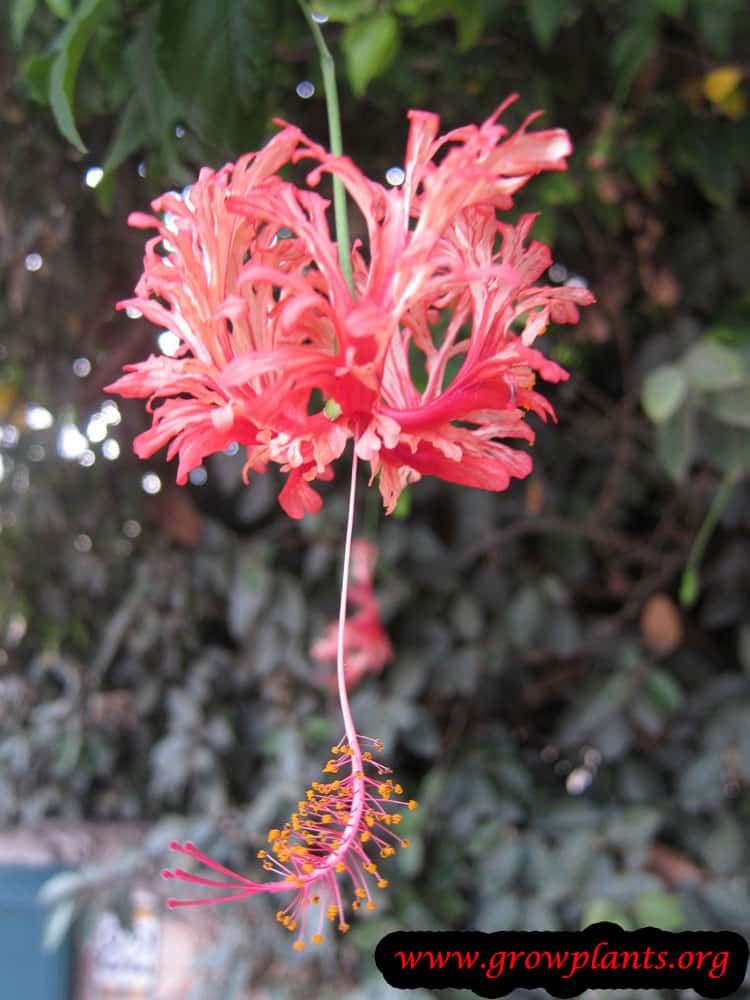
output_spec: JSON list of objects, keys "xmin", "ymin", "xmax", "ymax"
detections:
[
  {"xmin": 124, "ymin": 9, "xmax": 186, "ymax": 184},
  {"xmin": 645, "ymin": 668, "xmax": 684, "ymax": 712},
  {"xmin": 456, "ymin": 0, "xmax": 484, "ymax": 51},
  {"xmin": 20, "ymin": 51, "xmax": 55, "ymax": 103},
  {"xmin": 611, "ymin": 14, "xmax": 658, "ymax": 98},
  {"xmin": 11, "ymin": 0, "xmax": 38, "ymax": 46},
  {"xmin": 524, "ymin": 0, "xmax": 564, "ymax": 50},
  {"xmin": 695, "ymin": 0, "xmax": 745, "ymax": 57},
  {"xmin": 48, "ymin": 0, "xmax": 111, "ymax": 153},
  {"xmin": 158, "ymin": 0, "xmax": 277, "ymax": 153},
  {"xmin": 657, "ymin": 0, "xmax": 685, "ymax": 15},
  {"xmin": 97, "ymin": 94, "xmax": 149, "ymax": 209},
  {"xmin": 558, "ymin": 673, "xmax": 634, "ymax": 742},
  {"xmin": 342, "ymin": 13, "xmax": 401, "ymax": 97}
]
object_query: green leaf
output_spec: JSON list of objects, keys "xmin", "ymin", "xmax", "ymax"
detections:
[
  {"xmin": 657, "ymin": 0, "xmax": 685, "ymax": 15},
  {"xmin": 538, "ymin": 171, "xmax": 580, "ymax": 206},
  {"xmin": 696, "ymin": 0, "xmax": 745, "ymax": 57},
  {"xmin": 524, "ymin": 0, "xmax": 563, "ymax": 50},
  {"xmin": 558, "ymin": 673, "xmax": 634, "ymax": 742},
  {"xmin": 684, "ymin": 339, "xmax": 745, "ymax": 391},
  {"xmin": 11, "ymin": 0, "xmax": 38, "ymax": 46},
  {"xmin": 123, "ymin": 9, "xmax": 186, "ymax": 184},
  {"xmin": 97, "ymin": 93, "xmax": 150, "ymax": 211},
  {"xmin": 642, "ymin": 364, "xmax": 688, "ymax": 423},
  {"xmin": 611, "ymin": 14, "xmax": 658, "ymax": 98},
  {"xmin": 581, "ymin": 899, "xmax": 632, "ymax": 930},
  {"xmin": 633, "ymin": 890, "xmax": 685, "ymax": 931},
  {"xmin": 624, "ymin": 146, "xmax": 660, "ymax": 193},
  {"xmin": 656, "ymin": 403, "xmax": 695, "ymax": 482},
  {"xmin": 158, "ymin": 0, "xmax": 277, "ymax": 153},
  {"xmin": 48, "ymin": 0, "xmax": 111, "ymax": 153},
  {"xmin": 342, "ymin": 13, "xmax": 401, "ymax": 97},
  {"xmin": 100, "ymin": 95, "xmax": 148, "ymax": 176},
  {"xmin": 455, "ymin": 0, "xmax": 484, "ymax": 51},
  {"xmin": 45, "ymin": 0, "xmax": 73, "ymax": 19},
  {"xmin": 679, "ymin": 565, "xmax": 699, "ymax": 607},
  {"xmin": 20, "ymin": 51, "xmax": 55, "ymax": 102},
  {"xmin": 312, "ymin": 0, "xmax": 375, "ymax": 23},
  {"xmin": 645, "ymin": 668, "xmax": 684, "ymax": 712},
  {"xmin": 393, "ymin": 486, "xmax": 412, "ymax": 520},
  {"xmin": 712, "ymin": 387, "xmax": 750, "ymax": 429},
  {"xmin": 393, "ymin": 0, "xmax": 428, "ymax": 12}
]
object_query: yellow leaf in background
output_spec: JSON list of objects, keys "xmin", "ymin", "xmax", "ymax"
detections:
[{"xmin": 702, "ymin": 65, "xmax": 743, "ymax": 105}]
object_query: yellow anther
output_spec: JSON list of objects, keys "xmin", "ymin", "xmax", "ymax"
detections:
[
  {"xmin": 326, "ymin": 905, "xmax": 338, "ymax": 920},
  {"xmin": 365, "ymin": 815, "xmax": 374, "ymax": 827},
  {"xmin": 380, "ymin": 847, "xmax": 395, "ymax": 858},
  {"xmin": 257, "ymin": 850, "xmax": 266, "ymax": 859},
  {"xmin": 288, "ymin": 920, "xmax": 297, "ymax": 931},
  {"xmin": 408, "ymin": 800, "xmax": 417, "ymax": 811},
  {"xmin": 367, "ymin": 901, "xmax": 376, "ymax": 910},
  {"xmin": 331, "ymin": 745, "xmax": 340, "ymax": 754},
  {"xmin": 355, "ymin": 888, "xmax": 366, "ymax": 899},
  {"xmin": 352, "ymin": 901, "xmax": 360, "ymax": 911},
  {"xmin": 338, "ymin": 922, "xmax": 350, "ymax": 933},
  {"xmin": 312, "ymin": 934, "xmax": 323, "ymax": 944},
  {"xmin": 311, "ymin": 895, "xmax": 320, "ymax": 904},
  {"xmin": 293, "ymin": 941, "xmax": 304, "ymax": 952},
  {"xmin": 322, "ymin": 814, "xmax": 333, "ymax": 824},
  {"xmin": 401, "ymin": 839, "xmax": 410, "ymax": 848},
  {"xmin": 391, "ymin": 814, "xmax": 402, "ymax": 825},
  {"xmin": 302, "ymin": 863, "xmax": 314, "ymax": 874},
  {"xmin": 267, "ymin": 829, "xmax": 280, "ymax": 842},
  {"xmin": 263, "ymin": 861, "xmax": 272, "ymax": 871},
  {"xmin": 360, "ymin": 831, "xmax": 370, "ymax": 843},
  {"xmin": 377, "ymin": 879, "xmax": 388, "ymax": 889},
  {"xmin": 394, "ymin": 784, "xmax": 403, "ymax": 795},
  {"xmin": 335, "ymin": 863, "xmax": 345, "ymax": 873},
  {"xmin": 364, "ymin": 863, "xmax": 377, "ymax": 874}
]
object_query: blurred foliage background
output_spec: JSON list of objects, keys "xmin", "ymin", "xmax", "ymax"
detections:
[{"xmin": 2, "ymin": 0, "xmax": 750, "ymax": 996}]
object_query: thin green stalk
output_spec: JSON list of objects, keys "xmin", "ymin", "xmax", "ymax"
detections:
[
  {"xmin": 297, "ymin": 1, "xmax": 354, "ymax": 294},
  {"xmin": 679, "ymin": 468, "xmax": 738, "ymax": 607}
]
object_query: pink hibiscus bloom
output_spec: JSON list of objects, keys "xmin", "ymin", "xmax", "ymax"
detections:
[
  {"xmin": 311, "ymin": 539, "xmax": 394, "ymax": 690},
  {"xmin": 107, "ymin": 97, "xmax": 593, "ymax": 517}
]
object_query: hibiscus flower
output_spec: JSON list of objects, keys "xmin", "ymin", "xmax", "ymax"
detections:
[{"xmin": 107, "ymin": 97, "xmax": 593, "ymax": 518}]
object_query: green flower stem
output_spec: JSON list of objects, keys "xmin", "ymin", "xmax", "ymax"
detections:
[
  {"xmin": 679, "ymin": 468, "xmax": 738, "ymax": 607},
  {"xmin": 297, "ymin": 1, "xmax": 354, "ymax": 295}
]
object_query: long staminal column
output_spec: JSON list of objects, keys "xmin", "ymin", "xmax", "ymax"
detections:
[{"xmin": 162, "ymin": 449, "xmax": 415, "ymax": 949}]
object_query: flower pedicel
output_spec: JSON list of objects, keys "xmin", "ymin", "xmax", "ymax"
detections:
[{"xmin": 107, "ymin": 100, "xmax": 594, "ymax": 949}]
